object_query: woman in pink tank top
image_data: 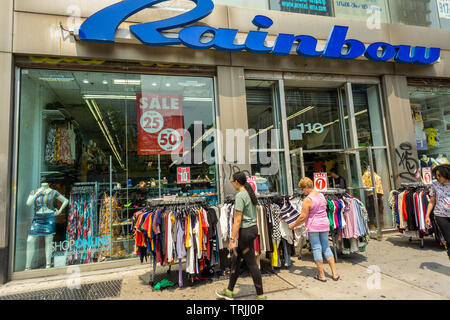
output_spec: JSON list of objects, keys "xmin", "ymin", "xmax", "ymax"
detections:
[{"xmin": 289, "ymin": 177, "xmax": 340, "ymax": 282}]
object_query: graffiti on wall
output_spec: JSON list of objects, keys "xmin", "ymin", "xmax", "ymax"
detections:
[
  {"xmin": 395, "ymin": 142, "xmax": 419, "ymax": 182},
  {"xmin": 221, "ymin": 156, "xmax": 251, "ymax": 196}
]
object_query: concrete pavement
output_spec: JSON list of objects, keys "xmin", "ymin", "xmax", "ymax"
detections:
[{"xmin": 0, "ymin": 233, "xmax": 448, "ymax": 300}]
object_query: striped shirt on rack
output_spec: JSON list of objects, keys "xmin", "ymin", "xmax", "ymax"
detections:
[{"xmin": 280, "ymin": 200, "xmax": 300, "ymax": 226}]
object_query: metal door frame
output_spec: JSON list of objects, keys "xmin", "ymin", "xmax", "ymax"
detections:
[{"xmin": 286, "ymin": 83, "xmax": 388, "ymax": 240}]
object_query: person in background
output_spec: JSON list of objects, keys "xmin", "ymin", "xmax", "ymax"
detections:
[
  {"xmin": 216, "ymin": 172, "xmax": 266, "ymax": 300},
  {"xmin": 289, "ymin": 177, "xmax": 340, "ymax": 282},
  {"xmin": 329, "ymin": 168, "xmax": 347, "ymax": 190},
  {"xmin": 425, "ymin": 164, "xmax": 450, "ymax": 259}
]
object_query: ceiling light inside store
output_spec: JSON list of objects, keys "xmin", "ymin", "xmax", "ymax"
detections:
[
  {"xmin": 83, "ymin": 79, "xmax": 90, "ymax": 84},
  {"xmin": 113, "ymin": 79, "xmax": 141, "ymax": 85},
  {"xmin": 102, "ymin": 80, "xmax": 108, "ymax": 85},
  {"xmin": 152, "ymin": 83, "xmax": 158, "ymax": 86},
  {"xmin": 166, "ymin": 83, "xmax": 171, "ymax": 87},
  {"xmin": 83, "ymin": 95, "xmax": 136, "ymax": 100},
  {"xmin": 288, "ymin": 106, "xmax": 315, "ymax": 121},
  {"xmin": 178, "ymin": 81, "xmax": 206, "ymax": 87},
  {"xmin": 183, "ymin": 97, "xmax": 213, "ymax": 102},
  {"xmin": 82, "ymin": 94, "xmax": 213, "ymax": 102},
  {"xmin": 39, "ymin": 76, "xmax": 75, "ymax": 82},
  {"xmin": 84, "ymin": 99, "xmax": 124, "ymax": 169}
]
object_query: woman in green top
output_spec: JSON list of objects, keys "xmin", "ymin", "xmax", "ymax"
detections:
[{"xmin": 216, "ymin": 172, "xmax": 265, "ymax": 300}]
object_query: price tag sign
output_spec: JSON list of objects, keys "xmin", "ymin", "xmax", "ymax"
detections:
[
  {"xmin": 438, "ymin": 0, "xmax": 450, "ymax": 19},
  {"xmin": 177, "ymin": 167, "xmax": 191, "ymax": 184},
  {"xmin": 136, "ymin": 93, "xmax": 184, "ymax": 155},
  {"xmin": 247, "ymin": 176, "xmax": 258, "ymax": 194},
  {"xmin": 422, "ymin": 167, "xmax": 432, "ymax": 185},
  {"xmin": 314, "ymin": 173, "xmax": 328, "ymax": 192}
]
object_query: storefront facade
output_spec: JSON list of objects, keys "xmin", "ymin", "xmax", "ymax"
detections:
[{"xmin": 0, "ymin": 0, "xmax": 449, "ymax": 284}]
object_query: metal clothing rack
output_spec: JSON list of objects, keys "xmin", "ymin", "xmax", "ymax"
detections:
[
  {"xmin": 292, "ymin": 188, "xmax": 356, "ymax": 262},
  {"xmin": 397, "ymin": 182, "xmax": 432, "ymax": 248},
  {"xmin": 144, "ymin": 197, "xmax": 207, "ymax": 287}
]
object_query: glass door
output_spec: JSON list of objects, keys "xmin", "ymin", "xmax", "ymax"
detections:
[
  {"xmin": 286, "ymin": 86, "xmax": 347, "ymax": 191},
  {"xmin": 246, "ymin": 80, "xmax": 287, "ymax": 195}
]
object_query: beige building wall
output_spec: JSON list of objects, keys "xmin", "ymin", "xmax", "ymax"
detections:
[
  {"xmin": 217, "ymin": 66, "xmax": 252, "ymax": 197},
  {"xmin": 0, "ymin": 52, "xmax": 13, "ymax": 285},
  {"xmin": 382, "ymin": 75, "xmax": 420, "ymax": 186},
  {"xmin": 0, "ymin": 0, "xmax": 13, "ymax": 285}
]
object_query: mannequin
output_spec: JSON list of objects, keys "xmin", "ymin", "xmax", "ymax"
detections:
[
  {"xmin": 362, "ymin": 166, "xmax": 385, "ymax": 229},
  {"xmin": 25, "ymin": 182, "xmax": 68, "ymax": 270}
]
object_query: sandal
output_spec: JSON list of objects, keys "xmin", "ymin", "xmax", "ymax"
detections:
[
  {"xmin": 332, "ymin": 275, "xmax": 340, "ymax": 281},
  {"xmin": 314, "ymin": 274, "xmax": 327, "ymax": 282}
]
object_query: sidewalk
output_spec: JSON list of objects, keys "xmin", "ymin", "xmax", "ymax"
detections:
[{"xmin": 0, "ymin": 233, "xmax": 449, "ymax": 300}]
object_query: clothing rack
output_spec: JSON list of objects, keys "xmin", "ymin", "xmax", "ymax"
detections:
[
  {"xmin": 143, "ymin": 197, "xmax": 208, "ymax": 287},
  {"xmin": 291, "ymin": 188, "xmax": 363, "ymax": 262},
  {"xmin": 392, "ymin": 183, "xmax": 432, "ymax": 248}
]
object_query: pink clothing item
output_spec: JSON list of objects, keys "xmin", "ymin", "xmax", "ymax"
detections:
[
  {"xmin": 305, "ymin": 194, "xmax": 330, "ymax": 233},
  {"xmin": 338, "ymin": 198, "xmax": 360, "ymax": 241}
]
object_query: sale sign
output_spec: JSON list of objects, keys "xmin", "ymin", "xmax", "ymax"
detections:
[
  {"xmin": 422, "ymin": 167, "xmax": 432, "ymax": 185},
  {"xmin": 247, "ymin": 176, "xmax": 258, "ymax": 194},
  {"xmin": 137, "ymin": 93, "xmax": 184, "ymax": 155},
  {"xmin": 177, "ymin": 167, "xmax": 191, "ymax": 184},
  {"xmin": 314, "ymin": 173, "xmax": 328, "ymax": 192}
]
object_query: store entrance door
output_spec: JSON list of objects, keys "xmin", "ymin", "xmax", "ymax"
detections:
[
  {"xmin": 287, "ymin": 85, "xmax": 350, "ymax": 188},
  {"xmin": 286, "ymin": 81, "xmax": 394, "ymax": 236}
]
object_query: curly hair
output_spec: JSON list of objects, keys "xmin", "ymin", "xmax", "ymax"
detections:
[{"xmin": 298, "ymin": 177, "xmax": 314, "ymax": 189}]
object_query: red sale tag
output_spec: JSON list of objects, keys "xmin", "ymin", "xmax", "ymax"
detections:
[
  {"xmin": 247, "ymin": 176, "xmax": 258, "ymax": 194},
  {"xmin": 177, "ymin": 167, "xmax": 191, "ymax": 184},
  {"xmin": 136, "ymin": 93, "xmax": 184, "ymax": 155},
  {"xmin": 314, "ymin": 173, "xmax": 328, "ymax": 192},
  {"xmin": 422, "ymin": 167, "xmax": 432, "ymax": 185}
]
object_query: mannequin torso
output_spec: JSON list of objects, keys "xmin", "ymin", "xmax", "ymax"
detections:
[{"xmin": 27, "ymin": 183, "xmax": 68, "ymax": 215}]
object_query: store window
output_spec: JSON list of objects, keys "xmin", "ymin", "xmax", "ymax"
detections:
[
  {"xmin": 213, "ymin": 0, "xmax": 269, "ymax": 9},
  {"xmin": 437, "ymin": 0, "xmax": 450, "ymax": 29},
  {"xmin": 388, "ymin": 0, "xmax": 440, "ymax": 28},
  {"xmin": 246, "ymin": 80, "xmax": 287, "ymax": 195},
  {"xmin": 333, "ymin": 0, "xmax": 390, "ymax": 24},
  {"xmin": 15, "ymin": 69, "xmax": 217, "ymax": 271},
  {"xmin": 409, "ymin": 84, "xmax": 450, "ymax": 169},
  {"xmin": 269, "ymin": 0, "xmax": 333, "ymax": 16}
]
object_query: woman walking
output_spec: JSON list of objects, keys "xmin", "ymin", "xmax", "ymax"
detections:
[
  {"xmin": 216, "ymin": 172, "xmax": 266, "ymax": 300},
  {"xmin": 289, "ymin": 177, "xmax": 340, "ymax": 282},
  {"xmin": 425, "ymin": 164, "xmax": 450, "ymax": 259}
]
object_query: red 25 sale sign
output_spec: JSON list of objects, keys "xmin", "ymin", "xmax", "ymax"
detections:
[{"xmin": 137, "ymin": 94, "xmax": 184, "ymax": 155}]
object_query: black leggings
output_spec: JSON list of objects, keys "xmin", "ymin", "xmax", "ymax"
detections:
[
  {"xmin": 228, "ymin": 225, "xmax": 263, "ymax": 296},
  {"xmin": 434, "ymin": 216, "xmax": 450, "ymax": 259}
]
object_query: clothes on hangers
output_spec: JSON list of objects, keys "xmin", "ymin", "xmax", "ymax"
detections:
[
  {"xmin": 66, "ymin": 189, "xmax": 97, "ymax": 265},
  {"xmin": 389, "ymin": 186, "xmax": 433, "ymax": 236},
  {"xmin": 132, "ymin": 203, "xmax": 222, "ymax": 282}
]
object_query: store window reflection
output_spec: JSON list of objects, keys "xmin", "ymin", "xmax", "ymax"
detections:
[
  {"xmin": 15, "ymin": 69, "xmax": 217, "ymax": 271},
  {"xmin": 388, "ymin": 0, "xmax": 440, "ymax": 28},
  {"xmin": 269, "ymin": 0, "xmax": 333, "ymax": 16},
  {"xmin": 333, "ymin": 0, "xmax": 390, "ymax": 23},
  {"xmin": 409, "ymin": 85, "xmax": 450, "ymax": 168},
  {"xmin": 213, "ymin": 0, "xmax": 269, "ymax": 9}
]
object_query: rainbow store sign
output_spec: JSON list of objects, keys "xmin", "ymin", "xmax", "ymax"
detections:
[{"xmin": 79, "ymin": 0, "xmax": 440, "ymax": 65}]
